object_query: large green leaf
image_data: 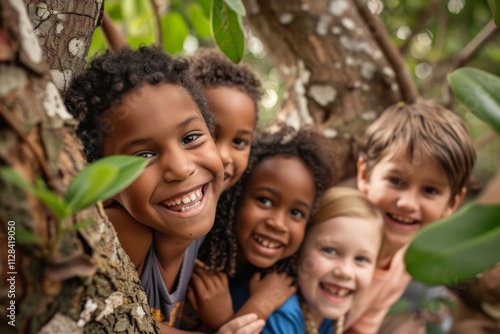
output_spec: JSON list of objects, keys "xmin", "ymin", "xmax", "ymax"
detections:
[
  {"xmin": 405, "ymin": 202, "xmax": 500, "ymax": 285},
  {"xmin": 162, "ymin": 11, "xmax": 190, "ymax": 54},
  {"xmin": 488, "ymin": 0, "xmax": 500, "ymax": 26},
  {"xmin": 65, "ymin": 155, "xmax": 147, "ymax": 212},
  {"xmin": 222, "ymin": 0, "xmax": 246, "ymax": 16},
  {"xmin": 448, "ymin": 67, "xmax": 500, "ymax": 133},
  {"xmin": 211, "ymin": 0, "xmax": 245, "ymax": 63},
  {"xmin": 188, "ymin": 4, "xmax": 212, "ymax": 39}
]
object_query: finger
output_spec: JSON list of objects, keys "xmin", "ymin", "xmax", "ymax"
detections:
[
  {"xmin": 190, "ymin": 271, "xmax": 208, "ymax": 293},
  {"xmin": 234, "ymin": 318, "xmax": 265, "ymax": 334},
  {"xmin": 186, "ymin": 287, "xmax": 199, "ymax": 313},
  {"xmin": 216, "ymin": 313, "xmax": 259, "ymax": 334}
]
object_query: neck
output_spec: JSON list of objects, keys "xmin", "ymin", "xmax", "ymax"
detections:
[{"xmin": 153, "ymin": 233, "xmax": 192, "ymax": 292}]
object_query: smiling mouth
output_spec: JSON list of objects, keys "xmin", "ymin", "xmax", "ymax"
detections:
[
  {"xmin": 252, "ymin": 234, "xmax": 283, "ymax": 249},
  {"xmin": 387, "ymin": 213, "xmax": 419, "ymax": 225},
  {"xmin": 320, "ymin": 283, "xmax": 352, "ymax": 298},
  {"xmin": 162, "ymin": 186, "xmax": 205, "ymax": 212}
]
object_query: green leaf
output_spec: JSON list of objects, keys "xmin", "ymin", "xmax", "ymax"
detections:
[
  {"xmin": 33, "ymin": 186, "xmax": 70, "ymax": 220},
  {"xmin": 448, "ymin": 67, "xmax": 500, "ymax": 133},
  {"xmin": 96, "ymin": 155, "xmax": 148, "ymax": 201},
  {"xmin": 0, "ymin": 168, "xmax": 33, "ymax": 192},
  {"xmin": 162, "ymin": 11, "xmax": 190, "ymax": 54},
  {"xmin": 188, "ymin": 4, "xmax": 212, "ymax": 39},
  {"xmin": 211, "ymin": 0, "xmax": 245, "ymax": 63},
  {"xmin": 487, "ymin": 0, "xmax": 500, "ymax": 26},
  {"xmin": 65, "ymin": 155, "xmax": 147, "ymax": 213},
  {"xmin": 196, "ymin": 0, "xmax": 211, "ymax": 16},
  {"xmin": 222, "ymin": 0, "xmax": 246, "ymax": 16},
  {"xmin": 15, "ymin": 228, "xmax": 42, "ymax": 244},
  {"xmin": 405, "ymin": 202, "xmax": 500, "ymax": 285},
  {"xmin": 65, "ymin": 163, "xmax": 117, "ymax": 212}
]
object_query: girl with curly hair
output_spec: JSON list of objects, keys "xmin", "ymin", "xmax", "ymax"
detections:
[
  {"xmin": 190, "ymin": 48, "xmax": 263, "ymax": 191},
  {"xmin": 187, "ymin": 125, "xmax": 338, "ymax": 331}
]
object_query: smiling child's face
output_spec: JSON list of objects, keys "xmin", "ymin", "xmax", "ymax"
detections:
[
  {"xmin": 235, "ymin": 155, "xmax": 316, "ymax": 268},
  {"xmin": 204, "ymin": 87, "xmax": 256, "ymax": 191},
  {"xmin": 298, "ymin": 216, "xmax": 381, "ymax": 323},
  {"xmin": 102, "ymin": 83, "xmax": 224, "ymax": 241}
]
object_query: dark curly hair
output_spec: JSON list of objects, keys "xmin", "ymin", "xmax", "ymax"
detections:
[
  {"xmin": 189, "ymin": 48, "xmax": 263, "ymax": 120},
  {"xmin": 64, "ymin": 45, "xmax": 214, "ymax": 162},
  {"xmin": 201, "ymin": 124, "xmax": 338, "ymax": 276}
]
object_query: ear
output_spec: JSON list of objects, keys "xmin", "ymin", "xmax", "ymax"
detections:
[
  {"xmin": 442, "ymin": 187, "xmax": 467, "ymax": 218},
  {"xmin": 357, "ymin": 156, "xmax": 369, "ymax": 194}
]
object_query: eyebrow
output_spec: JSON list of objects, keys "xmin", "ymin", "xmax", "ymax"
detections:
[
  {"xmin": 118, "ymin": 115, "xmax": 204, "ymax": 153},
  {"xmin": 253, "ymin": 186, "xmax": 312, "ymax": 210},
  {"xmin": 236, "ymin": 129, "xmax": 253, "ymax": 136}
]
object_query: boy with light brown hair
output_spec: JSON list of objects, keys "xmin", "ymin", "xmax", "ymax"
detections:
[{"xmin": 345, "ymin": 100, "xmax": 477, "ymax": 333}]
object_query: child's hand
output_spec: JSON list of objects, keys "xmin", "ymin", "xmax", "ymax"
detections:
[
  {"xmin": 187, "ymin": 265, "xmax": 234, "ymax": 330},
  {"xmin": 215, "ymin": 313, "xmax": 265, "ymax": 334},
  {"xmin": 248, "ymin": 271, "xmax": 296, "ymax": 319}
]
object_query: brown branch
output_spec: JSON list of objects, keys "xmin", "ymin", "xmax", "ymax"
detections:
[
  {"xmin": 474, "ymin": 128, "xmax": 498, "ymax": 150},
  {"xmin": 421, "ymin": 1, "xmax": 447, "ymax": 96},
  {"xmin": 151, "ymin": 0, "xmax": 163, "ymax": 48},
  {"xmin": 399, "ymin": 4, "xmax": 434, "ymax": 55},
  {"xmin": 452, "ymin": 19, "xmax": 500, "ymax": 69},
  {"xmin": 101, "ymin": 12, "xmax": 126, "ymax": 51},
  {"xmin": 354, "ymin": 0, "xmax": 420, "ymax": 103}
]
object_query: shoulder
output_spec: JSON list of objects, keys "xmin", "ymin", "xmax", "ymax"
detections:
[{"xmin": 262, "ymin": 295, "xmax": 304, "ymax": 334}]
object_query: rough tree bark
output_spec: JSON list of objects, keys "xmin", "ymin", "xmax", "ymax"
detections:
[
  {"xmin": 0, "ymin": 1, "xmax": 158, "ymax": 333},
  {"xmin": 242, "ymin": 0, "xmax": 418, "ymax": 179}
]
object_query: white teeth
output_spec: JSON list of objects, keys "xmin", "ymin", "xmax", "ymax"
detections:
[
  {"xmin": 253, "ymin": 235, "xmax": 282, "ymax": 249},
  {"xmin": 322, "ymin": 283, "xmax": 351, "ymax": 298},
  {"xmin": 390, "ymin": 213, "xmax": 415, "ymax": 224},
  {"xmin": 164, "ymin": 187, "xmax": 203, "ymax": 208}
]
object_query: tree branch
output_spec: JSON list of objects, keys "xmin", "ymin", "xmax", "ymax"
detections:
[
  {"xmin": 151, "ymin": 0, "xmax": 163, "ymax": 48},
  {"xmin": 354, "ymin": 0, "xmax": 420, "ymax": 103},
  {"xmin": 101, "ymin": 12, "xmax": 127, "ymax": 51},
  {"xmin": 452, "ymin": 19, "xmax": 500, "ymax": 69}
]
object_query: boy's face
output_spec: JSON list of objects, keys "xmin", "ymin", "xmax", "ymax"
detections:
[
  {"xmin": 357, "ymin": 149, "xmax": 465, "ymax": 252},
  {"xmin": 102, "ymin": 84, "xmax": 224, "ymax": 241},
  {"xmin": 298, "ymin": 216, "xmax": 381, "ymax": 322},
  {"xmin": 204, "ymin": 87, "xmax": 256, "ymax": 191},
  {"xmin": 235, "ymin": 156, "xmax": 316, "ymax": 268}
]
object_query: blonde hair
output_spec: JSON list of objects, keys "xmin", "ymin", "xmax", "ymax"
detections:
[
  {"xmin": 312, "ymin": 187, "xmax": 383, "ymax": 228},
  {"xmin": 359, "ymin": 100, "xmax": 476, "ymax": 197}
]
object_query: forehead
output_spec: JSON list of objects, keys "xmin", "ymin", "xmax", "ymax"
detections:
[
  {"xmin": 205, "ymin": 87, "xmax": 256, "ymax": 127},
  {"xmin": 305, "ymin": 216, "xmax": 382, "ymax": 251},
  {"xmin": 247, "ymin": 155, "xmax": 315, "ymax": 198}
]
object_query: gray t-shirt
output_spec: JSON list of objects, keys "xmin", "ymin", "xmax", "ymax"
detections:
[{"xmin": 141, "ymin": 237, "xmax": 203, "ymax": 328}]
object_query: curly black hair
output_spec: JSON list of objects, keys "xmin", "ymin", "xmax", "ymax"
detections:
[
  {"xmin": 189, "ymin": 48, "xmax": 263, "ymax": 118},
  {"xmin": 64, "ymin": 45, "xmax": 214, "ymax": 162},
  {"xmin": 201, "ymin": 124, "xmax": 338, "ymax": 277}
]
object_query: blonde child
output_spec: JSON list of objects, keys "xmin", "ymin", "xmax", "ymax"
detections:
[
  {"xmin": 262, "ymin": 187, "xmax": 384, "ymax": 334},
  {"xmin": 64, "ymin": 46, "xmax": 264, "ymax": 334},
  {"xmin": 346, "ymin": 100, "xmax": 477, "ymax": 333},
  {"xmin": 187, "ymin": 125, "xmax": 337, "ymax": 331}
]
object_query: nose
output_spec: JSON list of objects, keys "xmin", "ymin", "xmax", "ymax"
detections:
[
  {"xmin": 162, "ymin": 148, "xmax": 196, "ymax": 182},
  {"xmin": 217, "ymin": 142, "xmax": 233, "ymax": 168},
  {"xmin": 332, "ymin": 260, "xmax": 354, "ymax": 280},
  {"xmin": 265, "ymin": 211, "xmax": 287, "ymax": 233},
  {"xmin": 396, "ymin": 188, "xmax": 419, "ymax": 212}
]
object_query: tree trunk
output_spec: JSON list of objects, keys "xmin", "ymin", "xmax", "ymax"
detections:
[
  {"xmin": 242, "ymin": 0, "xmax": 417, "ymax": 179},
  {"xmin": 0, "ymin": 1, "xmax": 158, "ymax": 333}
]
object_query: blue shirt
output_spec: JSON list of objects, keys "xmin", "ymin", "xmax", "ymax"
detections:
[{"xmin": 262, "ymin": 294, "xmax": 335, "ymax": 334}]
